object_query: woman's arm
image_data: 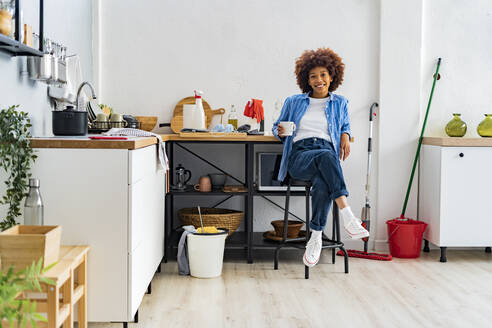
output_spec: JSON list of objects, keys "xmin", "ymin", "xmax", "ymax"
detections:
[
  {"xmin": 340, "ymin": 100, "xmax": 351, "ymax": 161},
  {"xmin": 272, "ymin": 97, "xmax": 291, "ymax": 141}
]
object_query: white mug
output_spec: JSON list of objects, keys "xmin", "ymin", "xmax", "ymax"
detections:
[{"xmin": 279, "ymin": 121, "xmax": 295, "ymax": 136}]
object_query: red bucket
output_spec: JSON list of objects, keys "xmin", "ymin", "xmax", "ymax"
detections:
[{"xmin": 386, "ymin": 218, "xmax": 428, "ymax": 258}]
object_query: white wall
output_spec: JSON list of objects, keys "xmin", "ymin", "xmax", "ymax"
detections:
[
  {"xmin": 98, "ymin": 0, "xmax": 380, "ymax": 245},
  {"xmin": 422, "ymin": 0, "xmax": 492, "ymax": 137},
  {"xmin": 0, "ymin": 0, "xmax": 92, "ymax": 220},
  {"xmin": 375, "ymin": 0, "xmax": 423, "ymax": 249}
]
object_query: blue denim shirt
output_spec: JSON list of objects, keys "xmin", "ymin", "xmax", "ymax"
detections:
[{"xmin": 272, "ymin": 92, "xmax": 351, "ymax": 182}]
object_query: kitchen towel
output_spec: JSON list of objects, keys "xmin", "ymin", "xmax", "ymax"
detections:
[
  {"xmin": 103, "ymin": 128, "xmax": 169, "ymax": 170},
  {"xmin": 177, "ymin": 225, "xmax": 197, "ymax": 275},
  {"xmin": 243, "ymin": 99, "xmax": 264, "ymax": 123}
]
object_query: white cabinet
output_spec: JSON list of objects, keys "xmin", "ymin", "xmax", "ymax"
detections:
[
  {"xmin": 31, "ymin": 145, "xmax": 165, "ymax": 322},
  {"xmin": 419, "ymin": 144, "xmax": 492, "ymax": 261}
]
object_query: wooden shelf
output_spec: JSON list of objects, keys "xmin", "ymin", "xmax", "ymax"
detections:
[{"xmin": 0, "ymin": 34, "xmax": 43, "ymax": 57}]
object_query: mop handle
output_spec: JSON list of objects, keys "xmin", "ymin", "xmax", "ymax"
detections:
[
  {"xmin": 400, "ymin": 58, "xmax": 442, "ymax": 219},
  {"xmin": 365, "ymin": 103, "xmax": 378, "ymax": 201}
]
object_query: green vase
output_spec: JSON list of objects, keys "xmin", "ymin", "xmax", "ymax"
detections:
[
  {"xmin": 477, "ymin": 114, "xmax": 492, "ymax": 137},
  {"xmin": 445, "ymin": 113, "xmax": 467, "ymax": 137}
]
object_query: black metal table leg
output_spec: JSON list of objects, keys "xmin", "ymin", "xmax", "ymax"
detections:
[
  {"xmin": 423, "ymin": 239, "xmax": 430, "ymax": 252},
  {"xmin": 440, "ymin": 247, "xmax": 447, "ymax": 262},
  {"xmin": 246, "ymin": 143, "xmax": 254, "ymax": 264}
]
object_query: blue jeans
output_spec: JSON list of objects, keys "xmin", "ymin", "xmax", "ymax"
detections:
[{"xmin": 288, "ymin": 137, "xmax": 349, "ymax": 231}]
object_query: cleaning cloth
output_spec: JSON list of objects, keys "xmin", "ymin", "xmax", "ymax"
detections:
[
  {"xmin": 103, "ymin": 128, "xmax": 169, "ymax": 170},
  {"xmin": 243, "ymin": 99, "xmax": 264, "ymax": 123},
  {"xmin": 177, "ymin": 225, "xmax": 197, "ymax": 275}
]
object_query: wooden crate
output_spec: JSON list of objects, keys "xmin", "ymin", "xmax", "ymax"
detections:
[{"xmin": 0, "ymin": 225, "xmax": 61, "ymax": 271}]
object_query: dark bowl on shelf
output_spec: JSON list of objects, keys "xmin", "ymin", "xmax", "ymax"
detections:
[
  {"xmin": 209, "ymin": 173, "xmax": 227, "ymax": 189},
  {"xmin": 271, "ymin": 220, "xmax": 304, "ymax": 238}
]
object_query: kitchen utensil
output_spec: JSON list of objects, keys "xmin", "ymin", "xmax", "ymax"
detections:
[
  {"xmin": 194, "ymin": 176, "xmax": 212, "ymax": 192},
  {"xmin": 270, "ymin": 220, "xmax": 303, "ymax": 238},
  {"xmin": 198, "ymin": 206, "xmax": 204, "ymax": 233},
  {"xmin": 52, "ymin": 105, "xmax": 88, "ymax": 136},
  {"xmin": 222, "ymin": 185, "xmax": 248, "ymax": 193},
  {"xmin": 123, "ymin": 115, "xmax": 140, "ymax": 129},
  {"xmin": 87, "ymin": 102, "xmax": 98, "ymax": 122},
  {"xmin": 263, "ymin": 230, "xmax": 306, "ymax": 242},
  {"xmin": 175, "ymin": 164, "xmax": 191, "ymax": 190},
  {"xmin": 109, "ymin": 113, "xmax": 128, "ymax": 128},
  {"xmin": 171, "ymin": 97, "xmax": 225, "ymax": 133},
  {"xmin": 27, "ymin": 54, "xmax": 52, "ymax": 81},
  {"xmin": 208, "ymin": 173, "xmax": 227, "ymax": 189},
  {"xmin": 134, "ymin": 116, "xmax": 157, "ymax": 131},
  {"xmin": 278, "ymin": 121, "xmax": 295, "ymax": 136}
]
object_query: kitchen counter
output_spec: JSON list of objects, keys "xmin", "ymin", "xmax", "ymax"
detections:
[
  {"xmin": 423, "ymin": 137, "xmax": 492, "ymax": 147},
  {"xmin": 159, "ymin": 133, "xmax": 279, "ymax": 142},
  {"xmin": 29, "ymin": 136, "xmax": 157, "ymax": 149}
]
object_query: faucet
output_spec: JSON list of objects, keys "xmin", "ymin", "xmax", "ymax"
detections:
[{"xmin": 76, "ymin": 82, "xmax": 97, "ymax": 111}]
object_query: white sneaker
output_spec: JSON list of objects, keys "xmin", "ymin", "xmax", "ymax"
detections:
[
  {"xmin": 303, "ymin": 236, "xmax": 322, "ymax": 267},
  {"xmin": 344, "ymin": 218, "xmax": 370, "ymax": 239}
]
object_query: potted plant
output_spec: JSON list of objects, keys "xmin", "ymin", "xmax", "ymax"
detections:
[
  {"xmin": 0, "ymin": 258, "xmax": 55, "ymax": 328},
  {"xmin": 0, "ymin": 105, "xmax": 37, "ymax": 231}
]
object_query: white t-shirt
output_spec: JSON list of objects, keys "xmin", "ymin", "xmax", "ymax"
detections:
[{"xmin": 293, "ymin": 97, "xmax": 332, "ymax": 143}]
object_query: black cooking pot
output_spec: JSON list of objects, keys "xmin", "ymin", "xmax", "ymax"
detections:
[{"xmin": 52, "ymin": 106, "xmax": 88, "ymax": 136}]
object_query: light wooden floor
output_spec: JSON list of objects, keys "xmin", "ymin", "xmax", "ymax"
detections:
[{"xmin": 89, "ymin": 249, "xmax": 492, "ymax": 328}]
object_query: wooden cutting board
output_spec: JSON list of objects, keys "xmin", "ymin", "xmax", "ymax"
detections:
[{"xmin": 171, "ymin": 97, "xmax": 225, "ymax": 133}]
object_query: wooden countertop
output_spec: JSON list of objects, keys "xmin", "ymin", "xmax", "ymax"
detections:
[
  {"xmin": 159, "ymin": 134, "xmax": 280, "ymax": 142},
  {"xmin": 29, "ymin": 136, "xmax": 158, "ymax": 150},
  {"xmin": 29, "ymin": 133, "xmax": 279, "ymax": 149},
  {"xmin": 423, "ymin": 137, "xmax": 492, "ymax": 147}
]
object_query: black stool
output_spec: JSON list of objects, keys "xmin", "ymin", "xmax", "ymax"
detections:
[{"xmin": 273, "ymin": 174, "xmax": 349, "ymax": 279}]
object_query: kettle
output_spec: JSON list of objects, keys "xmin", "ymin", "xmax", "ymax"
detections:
[{"xmin": 175, "ymin": 164, "xmax": 192, "ymax": 190}]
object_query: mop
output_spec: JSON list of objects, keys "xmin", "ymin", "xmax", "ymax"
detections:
[{"xmin": 337, "ymin": 102, "xmax": 392, "ymax": 261}]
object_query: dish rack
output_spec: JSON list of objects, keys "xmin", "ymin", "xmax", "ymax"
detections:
[{"xmin": 88, "ymin": 121, "xmax": 141, "ymax": 133}]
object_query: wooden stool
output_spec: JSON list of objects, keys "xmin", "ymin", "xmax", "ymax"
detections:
[{"xmin": 16, "ymin": 246, "xmax": 90, "ymax": 328}]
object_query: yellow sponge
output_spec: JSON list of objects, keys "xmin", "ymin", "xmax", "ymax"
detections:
[{"xmin": 197, "ymin": 226, "xmax": 219, "ymax": 234}]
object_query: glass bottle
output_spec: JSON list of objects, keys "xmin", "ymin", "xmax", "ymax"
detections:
[
  {"xmin": 24, "ymin": 178, "xmax": 44, "ymax": 225},
  {"xmin": 477, "ymin": 114, "xmax": 492, "ymax": 137},
  {"xmin": 228, "ymin": 104, "xmax": 238, "ymax": 130},
  {"xmin": 445, "ymin": 113, "xmax": 467, "ymax": 137}
]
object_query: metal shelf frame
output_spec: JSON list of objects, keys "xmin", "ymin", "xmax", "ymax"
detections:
[{"xmin": 164, "ymin": 138, "xmax": 314, "ymax": 264}]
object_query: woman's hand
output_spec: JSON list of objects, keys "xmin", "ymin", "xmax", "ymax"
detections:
[
  {"xmin": 340, "ymin": 133, "xmax": 350, "ymax": 161},
  {"xmin": 277, "ymin": 125, "xmax": 286, "ymax": 137}
]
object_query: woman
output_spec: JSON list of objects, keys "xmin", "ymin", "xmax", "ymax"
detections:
[{"xmin": 272, "ymin": 48, "xmax": 369, "ymax": 267}]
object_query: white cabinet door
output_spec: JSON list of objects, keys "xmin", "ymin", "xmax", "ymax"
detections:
[
  {"xmin": 127, "ymin": 147, "xmax": 165, "ymax": 319},
  {"xmin": 440, "ymin": 147, "xmax": 492, "ymax": 246},
  {"xmin": 31, "ymin": 148, "xmax": 129, "ymax": 321}
]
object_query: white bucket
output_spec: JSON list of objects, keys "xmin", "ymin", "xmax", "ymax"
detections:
[{"xmin": 187, "ymin": 229, "xmax": 228, "ymax": 278}]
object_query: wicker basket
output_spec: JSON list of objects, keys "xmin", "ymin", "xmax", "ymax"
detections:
[{"xmin": 178, "ymin": 208, "xmax": 243, "ymax": 236}]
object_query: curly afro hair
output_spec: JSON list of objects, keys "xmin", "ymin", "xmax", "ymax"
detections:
[{"xmin": 295, "ymin": 48, "xmax": 345, "ymax": 93}]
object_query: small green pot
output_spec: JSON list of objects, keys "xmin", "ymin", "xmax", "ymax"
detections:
[
  {"xmin": 477, "ymin": 114, "xmax": 492, "ymax": 137},
  {"xmin": 445, "ymin": 113, "xmax": 467, "ymax": 137}
]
